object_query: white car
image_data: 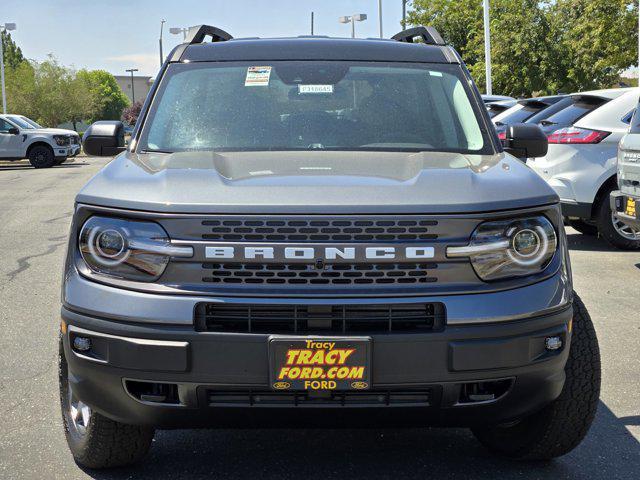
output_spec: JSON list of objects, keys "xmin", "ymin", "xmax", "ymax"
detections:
[
  {"xmin": 0, "ymin": 114, "xmax": 81, "ymax": 168},
  {"xmin": 481, "ymin": 94, "xmax": 515, "ymax": 104},
  {"xmin": 528, "ymin": 88, "xmax": 640, "ymax": 249}
]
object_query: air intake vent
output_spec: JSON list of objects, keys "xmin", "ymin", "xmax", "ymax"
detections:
[
  {"xmin": 207, "ymin": 389, "xmax": 432, "ymax": 407},
  {"xmin": 195, "ymin": 302, "xmax": 445, "ymax": 334}
]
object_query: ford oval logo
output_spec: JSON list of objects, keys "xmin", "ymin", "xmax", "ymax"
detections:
[
  {"xmin": 273, "ymin": 382, "xmax": 291, "ymax": 390},
  {"xmin": 351, "ymin": 381, "xmax": 369, "ymax": 390}
]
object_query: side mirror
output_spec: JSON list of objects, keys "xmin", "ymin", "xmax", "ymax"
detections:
[
  {"xmin": 8, "ymin": 127, "xmax": 19, "ymax": 135},
  {"xmin": 82, "ymin": 121, "xmax": 126, "ymax": 156},
  {"xmin": 502, "ymin": 123, "xmax": 548, "ymax": 159}
]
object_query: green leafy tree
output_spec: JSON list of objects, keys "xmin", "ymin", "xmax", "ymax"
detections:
[
  {"xmin": 1, "ymin": 30, "xmax": 25, "ymax": 69},
  {"xmin": 549, "ymin": 0, "xmax": 638, "ymax": 92},
  {"xmin": 77, "ymin": 70, "xmax": 129, "ymax": 123},
  {"xmin": 5, "ymin": 61, "xmax": 36, "ymax": 116},
  {"xmin": 408, "ymin": 0, "xmax": 638, "ymax": 96}
]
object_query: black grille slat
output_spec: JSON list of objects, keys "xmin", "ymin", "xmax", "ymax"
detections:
[
  {"xmin": 199, "ymin": 218, "xmax": 439, "ymax": 243},
  {"xmin": 207, "ymin": 389, "xmax": 432, "ymax": 407},
  {"xmin": 195, "ymin": 303, "xmax": 444, "ymax": 334},
  {"xmin": 201, "ymin": 263, "xmax": 438, "ymax": 286}
]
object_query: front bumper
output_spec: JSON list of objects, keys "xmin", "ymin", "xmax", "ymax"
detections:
[
  {"xmin": 62, "ymin": 300, "xmax": 572, "ymax": 429},
  {"xmin": 611, "ymin": 190, "xmax": 640, "ymax": 230}
]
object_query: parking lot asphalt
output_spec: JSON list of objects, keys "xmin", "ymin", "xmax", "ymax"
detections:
[{"xmin": 0, "ymin": 157, "xmax": 638, "ymax": 479}]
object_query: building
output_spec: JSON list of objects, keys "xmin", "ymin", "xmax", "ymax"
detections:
[{"xmin": 114, "ymin": 75, "xmax": 154, "ymax": 104}]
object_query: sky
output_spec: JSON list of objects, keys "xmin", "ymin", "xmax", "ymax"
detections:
[{"xmin": 2, "ymin": 0, "xmax": 405, "ymax": 77}]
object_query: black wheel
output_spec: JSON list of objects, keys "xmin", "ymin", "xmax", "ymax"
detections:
[
  {"xmin": 471, "ymin": 293, "xmax": 600, "ymax": 460},
  {"xmin": 595, "ymin": 184, "xmax": 640, "ymax": 249},
  {"xmin": 59, "ymin": 336, "xmax": 155, "ymax": 469},
  {"xmin": 566, "ymin": 219, "xmax": 598, "ymax": 236},
  {"xmin": 28, "ymin": 145, "xmax": 56, "ymax": 168}
]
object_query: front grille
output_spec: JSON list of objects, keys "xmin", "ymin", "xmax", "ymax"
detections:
[
  {"xmin": 155, "ymin": 214, "xmax": 483, "ymax": 296},
  {"xmin": 207, "ymin": 389, "xmax": 432, "ymax": 407},
  {"xmin": 195, "ymin": 302, "xmax": 445, "ymax": 333},
  {"xmin": 200, "ymin": 218, "xmax": 438, "ymax": 243},
  {"xmin": 70, "ymin": 136, "xmax": 79, "ymax": 145},
  {"xmin": 201, "ymin": 262, "xmax": 438, "ymax": 286}
]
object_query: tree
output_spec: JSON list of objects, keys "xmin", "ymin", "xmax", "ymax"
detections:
[
  {"xmin": 77, "ymin": 70, "xmax": 130, "ymax": 124},
  {"xmin": 121, "ymin": 101, "xmax": 143, "ymax": 125},
  {"xmin": 549, "ymin": 0, "xmax": 638, "ymax": 93},
  {"xmin": 1, "ymin": 30, "xmax": 25, "ymax": 70},
  {"xmin": 408, "ymin": 0, "xmax": 638, "ymax": 96}
]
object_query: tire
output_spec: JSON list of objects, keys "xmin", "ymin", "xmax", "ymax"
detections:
[
  {"xmin": 595, "ymin": 184, "xmax": 640, "ymax": 249},
  {"xmin": 471, "ymin": 293, "xmax": 601, "ymax": 460},
  {"xmin": 28, "ymin": 145, "xmax": 56, "ymax": 168},
  {"xmin": 59, "ymin": 336, "xmax": 155, "ymax": 469},
  {"xmin": 566, "ymin": 219, "xmax": 598, "ymax": 236},
  {"xmin": 54, "ymin": 157, "xmax": 66, "ymax": 166}
]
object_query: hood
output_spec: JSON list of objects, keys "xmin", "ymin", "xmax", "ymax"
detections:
[
  {"xmin": 30, "ymin": 127, "xmax": 78, "ymax": 135},
  {"xmin": 75, "ymin": 150, "xmax": 559, "ymax": 214}
]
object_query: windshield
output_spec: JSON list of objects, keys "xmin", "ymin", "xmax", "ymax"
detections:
[
  {"xmin": 8, "ymin": 115, "xmax": 37, "ymax": 129},
  {"xmin": 138, "ymin": 61, "xmax": 491, "ymax": 154}
]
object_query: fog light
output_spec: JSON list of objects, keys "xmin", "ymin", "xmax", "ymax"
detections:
[
  {"xmin": 545, "ymin": 336, "xmax": 562, "ymax": 351},
  {"xmin": 73, "ymin": 336, "xmax": 92, "ymax": 352}
]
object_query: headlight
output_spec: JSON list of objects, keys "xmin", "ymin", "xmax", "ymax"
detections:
[
  {"xmin": 78, "ymin": 216, "xmax": 192, "ymax": 282},
  {"xmin": 447, "ymin": 216, "xmax": 557, "ymax": 281},
  {"xmin": 54, "ymin": 135, "xmax": 69, "ymax": 146}
]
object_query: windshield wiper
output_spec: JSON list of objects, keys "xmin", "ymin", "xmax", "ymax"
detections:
[
  {"xmin": 540, "ymin": 120, "xmax": 557, "ymax": 126},
  {"xmin": 140, "ymin": 149, "xmax": 174, "ymax": 154}
]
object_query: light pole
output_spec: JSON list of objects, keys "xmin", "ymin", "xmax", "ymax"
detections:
[
  {"xmin": 339, "ymin": 14, "xmax": 367, "ymax": 39},
  {"xmin": 402, "ymin": 0, "xmax": 407, "ymax": 29},
  {"xmin": 482, "ymin": 0, "xmax": 493, "ymax": 95},
  {"xmin": 125, "ymin": 68, "xmax": 138, "ymax": 104},
  {"xmin": 378, "ymin": 0, "xmax": 383, "ymax": 38},
  {"xmin": 169, "ymin": 27, "xmax": 189, "ymax": 40},
  {"xmin": 0, "ymin": 22, "xmax": 17, "ymax": 114},
  {"xmin": 159, "ymin": 19, "xmax": 166, "ymax": 68}
]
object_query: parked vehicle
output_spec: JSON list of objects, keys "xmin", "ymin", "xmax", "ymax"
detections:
[
  {"xmin": 486, "ymin": 99, "xmax": 517, "ymax": 118},
  {"xmin": 611, "ymin": 97, "xmax": 640, "ymax": 233},
  {"xmin": 528, "ymin": 88, "xmax": 640, "ymax": 248},
  {"xmin": 0, "ymin": 114, "xmax": 81, "ymax": 168},
  {"xmin": 493, "ymin": 96, "xmax": 566, "ymax": 136},
  {"xmin": 481, "ymin": 94, "xmax": 515, "ymax": 104},
  {"xmin": 61, "ymin": 25, "xmax": 600, "ymax": 468}
]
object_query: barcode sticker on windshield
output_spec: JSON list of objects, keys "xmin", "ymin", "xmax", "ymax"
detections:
[
  {"xmin": 245, "ymin": 66, "xmax": 272, "ymax": 86},
  {"xmin": 298, "ymin": 84, "xmax": 334, "ymax": 94}
]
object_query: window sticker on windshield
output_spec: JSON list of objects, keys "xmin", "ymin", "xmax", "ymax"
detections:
[
  {"xmin": 298, "ymin": 84, "xmax": 334, "ymax": 94},
  {"xmin": 245, "ymin": 66, "xmax": 272, "ymax": 86},
  {"xmin": 429, "ymin": 71, "xmax": 443, "ymax": 77}
]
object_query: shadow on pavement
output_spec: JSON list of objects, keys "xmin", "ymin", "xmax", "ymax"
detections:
[
  {"xmin": 0, "ymin": 163, "xmax": 88, "ymax": 171},
  {"xmin": 83, "ymin": 401, "xmax": 638, "ymax": 480},
  {"xmin": 566, "ymin": 232, "xmax": 618, "ymax": 253}
]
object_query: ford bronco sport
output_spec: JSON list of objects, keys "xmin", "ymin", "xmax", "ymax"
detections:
[
  {"xmin": 611, "ymin": 97, "xmax": 640, "ymax": 232},
  {"xmin": 60, "ymin": 25, "xmax": 601, "ymax": 468}
]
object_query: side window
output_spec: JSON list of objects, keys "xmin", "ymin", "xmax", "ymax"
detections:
[
  {"xmin": 630, "ymin": 103, "xmax": 640, "ymax": 133},
  {"xmin": 0, "ymin": 119, "xmax": 15, "ymax": 133},
  {"xmin": 622, "ymin": 109, "xmax": 635, "ymax": 125}
]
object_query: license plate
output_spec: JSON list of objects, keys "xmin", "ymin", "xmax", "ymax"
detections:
[
  {"xmin": 269, "ymin": 337, "xmax": 371, "ymax": 391},
  {"xmin": 625, "ymin": 197, "xmax": 637, "ymax": 217}
]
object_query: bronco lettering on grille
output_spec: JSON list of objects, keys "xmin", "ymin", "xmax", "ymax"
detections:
[{"xmin": 204, "ymin": 245, "xmax": 435, "ymax": 262}]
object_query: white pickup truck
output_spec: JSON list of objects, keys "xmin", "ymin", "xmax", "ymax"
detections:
[{"xmin": 0, "ymin": 114, "xmax": 81, "ymax": 168}]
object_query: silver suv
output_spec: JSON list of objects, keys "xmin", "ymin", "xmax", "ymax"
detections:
[
  {"xmin": 611, "ymin": 96, "xmax": 640, "ymax": 232},
  {"xmin": 60, "ymin": 25, "xmax": 600, "ymax": 469}
]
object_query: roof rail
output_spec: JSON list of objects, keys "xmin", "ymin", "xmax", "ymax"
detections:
[
  {"xmin": 391, "ymin": 26, "xmax": 445, "ymax": 46},
  {"xmin": 185, "ymin": 25, "xmax": 233, "ymax": 44}
]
